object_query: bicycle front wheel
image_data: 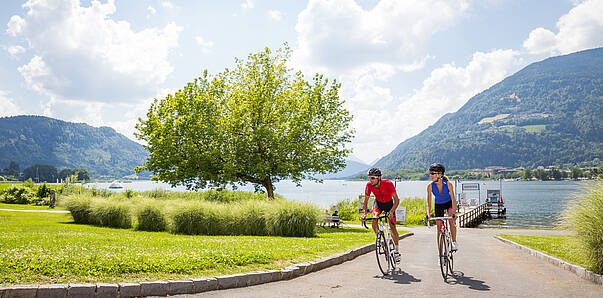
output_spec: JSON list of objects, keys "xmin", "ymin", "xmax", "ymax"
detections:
[
  {"xmin": 439, "ymin": 231, "xmax": 448, "ymax": 280},
  {"xmin": 376, "ymin": 232, "xmax": 390, "ymax": 275},
  {"xmin": 447, "ymin": 233, "xmax": 454, "ymax": 274}
]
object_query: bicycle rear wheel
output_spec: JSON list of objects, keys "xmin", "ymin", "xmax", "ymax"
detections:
[
  {"xmin": 376, "ymin": 232, "xmax": 390, "ymax": 275},
  {"xmin": 439, "ymin": 232, "xmax": 448, "ymax": 280}
]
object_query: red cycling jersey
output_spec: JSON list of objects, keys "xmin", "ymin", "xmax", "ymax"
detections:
[{"xmin": 365, "ymin": 179, "xmax": 396, "ymax": 203}]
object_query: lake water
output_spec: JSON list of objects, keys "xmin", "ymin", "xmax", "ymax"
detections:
[{"xmin": 86, "ymin": 180, "xmax": 599, "ymax": 229}]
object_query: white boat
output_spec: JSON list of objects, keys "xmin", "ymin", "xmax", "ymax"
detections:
[{"xmin": 108, "ymin": 180, "xmax": 124, "ymax": 189}]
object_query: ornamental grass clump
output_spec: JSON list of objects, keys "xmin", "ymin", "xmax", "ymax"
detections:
[
  {"xmin": 562, "ymin": 182, "xmax": 603, "ymax": 274},
  {"xmin": 172, "ymin": 202, "xmax": 226, "ymax": 235},
  {"xmin": 267, "ymin": 202, "xmax": 319, "ymax": 237},
  {"xmin": 231, "ymin": 201, "xmax": 269, "ymax": 235},
  {"xmin": 136, "ymin": 204, "xmax": 167, "ymax": 232},
  {"xmin": 92, "ymin": 201, "xmax": 132, "ymax": 229},
  {"xmin": 64, "ymin": 196, "xmax": 94, "ymax": 224}
]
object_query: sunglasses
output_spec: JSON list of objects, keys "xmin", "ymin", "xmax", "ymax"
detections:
[
  {"xmin": 369, "ymin": 176, "xmax": 380, "ymax": 180},
  {"xmin": 430, "ymin": 172, "xmax": 441, "ymax": 175}
]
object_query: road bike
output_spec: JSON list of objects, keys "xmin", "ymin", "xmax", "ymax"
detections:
[
  {"xmin": 425, "ymin": 212, "xmax": 456, "ymax": 281},
  {"xmin": 362, "ymin": 212, "xmax": 399, "ymax": 275}
]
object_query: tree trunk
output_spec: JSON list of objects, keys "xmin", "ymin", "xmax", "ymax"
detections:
[{"xmin": 263, "ymin": 176, "xmax": 274, "ymax": 199}]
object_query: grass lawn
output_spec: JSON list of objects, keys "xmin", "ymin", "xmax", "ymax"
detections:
[
  {"xmin": 498, "ymin": 234, "xmax": 589, "ymax": 269},
  {"xmin": 0, "ymin": 209, "xmax": 398, "ymax": 285}
]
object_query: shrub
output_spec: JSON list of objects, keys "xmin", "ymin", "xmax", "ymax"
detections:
[
  {"xmin": 136, "ymin": 204, "xmax": 167, "ymax": 232},
  {"xmin": 0, "ymin": 186, "xmax": 35, "ymax": 204},
  {"xmin": 267, "ymin": 202, "xmax": 319, "ymax": 237},
  {"xmin": 23, "ymin": 178, "xmax": 34, "ymax": 188},
  {"xmin": 64, "ymin": 197, "xmax": 95, "ymax": 224},
  {"xmin": 335, "ymin": 198, "xmax": 360, "ymax": 221},
  {"xmin": 30, "ymin": 196, "xmax": 51, "ymax": 206},
  {"xmin": 563, "ymin": 183, "xmax": 603, "ymax": 274},
  {"xmin": 92, "ymin": 202, "xmax": 132, "ymax": 229},
  {"xmin": 36, "ymin": 183, "xmax": 51, "ymax": 199},
  {"xmin": 124, "ymin": 189, "xmax": 134, "ymax": 198}
]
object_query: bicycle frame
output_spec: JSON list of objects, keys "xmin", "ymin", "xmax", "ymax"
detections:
[{"xmin": 427, "ymin": 213, "xmax": 455, "ymax": 281}]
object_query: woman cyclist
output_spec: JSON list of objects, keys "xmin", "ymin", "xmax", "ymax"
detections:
[{"xmin": 426, "ymin": 163, "xmax": 458, "ymax": 251}]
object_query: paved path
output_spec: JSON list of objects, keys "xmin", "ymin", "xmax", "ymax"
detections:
[
  {"xmin": 190, "ymin": 227, "xmax": 601, "ymax": 297},
  {"xmin": 0, "ymin": 208, "xmax": 69, "ymax": 213}
]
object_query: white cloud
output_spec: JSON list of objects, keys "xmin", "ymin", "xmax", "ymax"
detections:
[
  {"xmin": 268, "ymin": 10, "xmax": 283, "ymax": 21},
  {"xmin": 523, "ymin": 0, "xmax": 603, "ymax": 55},
  {"xmin": 8, "ymin": 0, "xmax": 182, "ymax": 104},
  {"xmin": 0, "ymin": 90, "xmax": 21, "ymax": 117},
  {"xmin": 350, "ymin": 49, "xmax": 521, "ymax": 162},
  {"xmin": 7, "ymin": 45, "xmax": 26, "ymax": 57},
  {"xmin": 147, "ymin": 6, "xmax": 157, "ymax": 18},
  {"xmin": 161, "ymin": 1, "xmax": 174, "ymax": 9},
  {"xmin": 241, "ymin": 0, "xmax": 255, "ymax": 10},
  {"xmin": 292, "ymin": 0, "xmax": 469, "ymax": 76},
  {"xmin": 195, "ymin": 36, "xmax": 215, "ymax": 53}
]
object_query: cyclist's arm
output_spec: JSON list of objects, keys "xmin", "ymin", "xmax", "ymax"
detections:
[
  {"xmin": 362, "ymin": 195, "xmax": 370, "ymax": 217},
  {"xmin": 391, "ymin": 191, "xmax": 400, "ymax": 214},
  {"xmin": 426, "ymin": 184, "xmax": 432, "ymax": 217}
]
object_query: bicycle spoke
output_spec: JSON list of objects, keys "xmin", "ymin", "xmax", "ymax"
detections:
[
  {"xmin": 438, "ymin": 232, "xmax": 447, "ymax": 281},
  {"xmin": 375, "ymin": 232, "xmax": 390, "ymax": 275}
]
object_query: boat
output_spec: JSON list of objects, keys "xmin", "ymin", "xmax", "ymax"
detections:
[{"xmin": 108, "ymin": 180, "xmax": 124, "ymax": 189}]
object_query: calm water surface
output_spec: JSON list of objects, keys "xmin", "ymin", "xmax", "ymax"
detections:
[{"xmin": 86, "ymin": 180, "xmax": 599, "ymax": 228}]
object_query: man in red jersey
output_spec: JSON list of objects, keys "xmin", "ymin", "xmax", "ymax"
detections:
[{"xmin": 361, "ymin": 168, "xmax": 401, "ymax": 262}]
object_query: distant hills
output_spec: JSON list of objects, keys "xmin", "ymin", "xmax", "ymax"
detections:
[
  {"xmin": 0, "ymin": 115, "xmax": 147, "ymax": 178},
  {"xmin": 375, "ymin": 47, "xmax": 603, "ymax": 172}
]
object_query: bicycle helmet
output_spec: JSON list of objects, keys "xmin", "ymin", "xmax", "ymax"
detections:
[
  {"xmin": 429, "ymin": 163, "xmax": 445, "ymax": 174},
  {"xmin": 368, "ymin": 168, "xmax": 382, "ymax": 176}
]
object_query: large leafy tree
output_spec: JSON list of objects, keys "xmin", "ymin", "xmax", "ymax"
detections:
[{"xmin": 136, "ymin": 47, "xmax": 354, "ymax": 198}]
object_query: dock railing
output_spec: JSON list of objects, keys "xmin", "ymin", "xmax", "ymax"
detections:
[{"xmin": 458, "ymin": 203, "xmax": 488, "ymax": 228}]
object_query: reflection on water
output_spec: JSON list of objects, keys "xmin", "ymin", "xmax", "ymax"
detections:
[{"xmin": 85, "ymin": 180, "xmax": 599, "ymax": 229}]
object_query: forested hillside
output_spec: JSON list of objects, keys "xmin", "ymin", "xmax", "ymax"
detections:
[
  {"xmin": 376, "ymin": 47, "xmax": 602, "ymax": 171},
  {"xmin": 0, "ymin": 115, "xmax": 148, "ymax": 178}
]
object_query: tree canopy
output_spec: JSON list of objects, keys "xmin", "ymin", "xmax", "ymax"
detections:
[{"xmin": 136, "ymin": 47, "xmax": 354, "ymax": 198}]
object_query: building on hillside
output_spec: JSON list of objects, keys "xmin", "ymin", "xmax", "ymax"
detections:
[{"xmin": 469, "ymin": 166, "xmax": 517, "ymax": 177}]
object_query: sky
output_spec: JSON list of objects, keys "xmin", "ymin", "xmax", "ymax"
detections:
[{"xmin": 1, "ymin": 0, "xmax": 602, "ymax": 165}]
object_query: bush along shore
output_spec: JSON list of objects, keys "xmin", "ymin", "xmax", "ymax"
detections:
[
  {"xmin": 335, "ymin": 196, "xmax": 432, "ymax": 226},
  {"xmin": 62, "ymin": 189, "xmax": 320, "ymax": 237}
]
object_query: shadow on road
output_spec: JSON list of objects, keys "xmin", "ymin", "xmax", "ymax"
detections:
[
  {"xmin": 374, "ymin": 269, "xmax": 421, "ymax": 285},
  {"xmin": 447, "ymin": 271, "xmax": 490, "ymax": 291}
]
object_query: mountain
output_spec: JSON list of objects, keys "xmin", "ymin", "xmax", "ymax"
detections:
[
  {"xmin": 376, "ymin": 47, "xmax": 603, "ymax": 171},
  {"xmin": 0, "ymin": 115, "xmax": 148, "ymax": 178},
  {"xmin": 315, "ymin": 158, "xmax": 370, "ymax": 179}
]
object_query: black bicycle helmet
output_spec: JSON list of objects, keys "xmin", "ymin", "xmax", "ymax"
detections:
[
  {"xmin": 429, "ymin": 163, "xmax": 445, "ymax": 174},
  {"xmin": 368, "ymin": 168, "xmax": 382, "ymax": 176}
]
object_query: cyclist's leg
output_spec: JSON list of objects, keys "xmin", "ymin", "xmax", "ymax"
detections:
[
  {"xmin": 371, "ymin": 207, "xmax": 380, "ymax": 234},
  {"xmin": 389, "ymin": 220, "xmax": 399, "ymax": 246},
  {"xmin": 448, "ymin": 207, "xmax": 457, "ymax": 242},
  {"xmin": 434, "ymin": 202, "xmax": 446, "ymax": 247}
]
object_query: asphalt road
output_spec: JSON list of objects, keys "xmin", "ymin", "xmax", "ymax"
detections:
[{"xmin": 189, "ymin": 227, "xmax": 602, "ymax": 297}]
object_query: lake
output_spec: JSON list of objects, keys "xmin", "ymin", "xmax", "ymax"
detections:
[{"xmin": 85, "ymin": 180, "xmax": 599, "ymax": 229}]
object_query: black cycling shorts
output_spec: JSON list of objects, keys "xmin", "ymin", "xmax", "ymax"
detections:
[
  {"xmin": 434, "ymin": 200, "xmax": 453, "ymax": 218},
  {"xmin": 371, "ymin": 200, "xmax": 396, "ymax": 222}
]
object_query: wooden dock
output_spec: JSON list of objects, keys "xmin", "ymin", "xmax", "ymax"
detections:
[{"xmin": 457, "ymin": 202, "xmax": 506, "ymax": 228}]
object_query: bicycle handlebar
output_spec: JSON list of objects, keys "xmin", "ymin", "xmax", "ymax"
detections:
[
  {"xmin": 361, "ymin": 214, "xmax": 392, "ymax": 229},
  {"xmin": 424, "ymin": 214, "xmax": 456, "ymax": 227}
]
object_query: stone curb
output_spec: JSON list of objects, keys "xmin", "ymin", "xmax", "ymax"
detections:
[
  {"xmin": 494, "ymin": 236, "xmax": 603, "ymax": 286},
  {"xmin": 0, "ymin": 232, "xmax": 414, "ymax": 297}
]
